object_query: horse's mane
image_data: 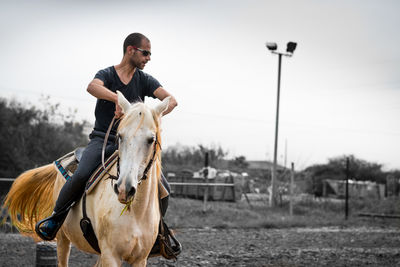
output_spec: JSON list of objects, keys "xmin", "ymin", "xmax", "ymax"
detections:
[{"xmin": 151, "ymin": 108, "xmax": 162, "ymax": 179}]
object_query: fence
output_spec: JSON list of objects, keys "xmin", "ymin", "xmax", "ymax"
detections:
[
  {"xmin": 168, "ymin": 172, "xmax": 243, "ymax": 202},
  {"xmin": 0, "ymin": 177, "xmax": 243, "ymax": 202}
]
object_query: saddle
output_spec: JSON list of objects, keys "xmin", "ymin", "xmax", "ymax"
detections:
[
  {"xmin": 54, "ymin": 148, "xmax": 181, "ymax": 259},
  {"xmin": 54, "ymin": 148, "xmax": 118, "ymax": 193}
]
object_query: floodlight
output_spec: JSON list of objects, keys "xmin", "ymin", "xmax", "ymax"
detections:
[
  {"xmin": 265, "ymin": 40, "xmax": 297, "ymax": 207},
  {"xmin": 266, "ymin": 42, "xmax": 278, "ymax": 51},
  {"xmin": 286, "ymin": 42, "xmax": 297, "ymax": 53}
]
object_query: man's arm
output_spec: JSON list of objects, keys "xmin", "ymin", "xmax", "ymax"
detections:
[
  {"xmin": 87, "ymin": 78, "xmax": 123, "ymax": 118},
  {"xmin": 153, "ymin": 87, "xmax": 178, "ymax": 116}
]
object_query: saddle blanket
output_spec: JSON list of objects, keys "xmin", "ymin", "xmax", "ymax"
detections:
[
  {"xmin": 53, "ymin": 148, "xmax": 168, "ymax": 198},
  {"xmin": 54, "ymin": 149, "xmax": 118, "ymax": 194}
]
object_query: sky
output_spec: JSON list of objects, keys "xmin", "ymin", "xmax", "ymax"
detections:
[{"xmin": 1, "ymin": 0, "xmax": 399, "ymax": 171}]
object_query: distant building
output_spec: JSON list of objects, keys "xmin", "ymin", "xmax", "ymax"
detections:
[
  {"xmin": 247, "ymin": 160, "xmax": 285, "ymax": 171},
  {"xmin": 218, "ymin": 159, "xmax": 284, "ymax": 171},
  {"xmin": 323, "ymin": 179, "xmax": 385, "ymax": 199}
]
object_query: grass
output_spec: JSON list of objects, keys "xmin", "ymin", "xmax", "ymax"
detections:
[
  {"xmin": 165, "ymin": 195, "xmax": 400, "ymax": 229},
  {"xmin": 1, "ymin": 193, "xmax": 398, "ymax": 232}
]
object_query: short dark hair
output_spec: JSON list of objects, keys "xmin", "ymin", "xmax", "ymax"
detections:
[{"xmin": 123, "ymin": 33, "xmax": 149, "ymax": 54}]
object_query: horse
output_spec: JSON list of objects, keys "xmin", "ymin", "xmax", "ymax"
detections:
[{"xmin": 4, "ymin": 91, "xmax": 170, "ymax": 266}]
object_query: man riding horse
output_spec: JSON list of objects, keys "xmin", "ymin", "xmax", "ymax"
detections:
[{"xmin": 36, "ymin": 32, "xmax": 180, "ymax": 256}]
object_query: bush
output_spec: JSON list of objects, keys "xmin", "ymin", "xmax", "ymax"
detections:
[{"xmin": 0, "ymin": 97, "xmax": 89, "ymax": 177}]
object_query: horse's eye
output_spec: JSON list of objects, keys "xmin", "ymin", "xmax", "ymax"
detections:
[{"xmin": 147, "ymin": 137, "xmax": 154, "ymax": 145}]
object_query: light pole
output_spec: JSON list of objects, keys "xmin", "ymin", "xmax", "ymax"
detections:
[{"xmin": 266, "ymin": 41, "xmax": 297, "ymax": 207}]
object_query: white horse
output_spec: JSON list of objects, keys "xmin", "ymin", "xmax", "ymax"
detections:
[{"xmin": 4, "ymin": 91, "xmax": 170, "ymax": 266}]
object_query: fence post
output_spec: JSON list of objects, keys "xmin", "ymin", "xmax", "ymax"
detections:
[
  {"xmin": 203, "ymin": 152, "xmax": 209, "ymax": 212},
  {"xmin": 289, "ymin": 162, "xmax": 294, "ymax": 217},
  {"xmin": 345, "ymin": 157, "xmax": 350, "ymax": 220}
]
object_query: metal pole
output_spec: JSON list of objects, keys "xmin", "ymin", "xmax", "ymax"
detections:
[
  {"xmin": 270, "ymin": 53, "xmax": 282, "ymax": 207},
  {"xmin": 203, "ymin": 152, "xmax": 209, "ymax": 212},
  {"xmin": 289, "ymin": 162, "xmax": 294, "ymax": 216},
  {"xmin": 345, "ymin": 157, "xmax": 349, "ymax": 220}
]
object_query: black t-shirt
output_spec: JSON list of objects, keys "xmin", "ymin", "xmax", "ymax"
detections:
[{"xmin": 92, "ymin": 66, "xmax": 161, "ymax": 134}]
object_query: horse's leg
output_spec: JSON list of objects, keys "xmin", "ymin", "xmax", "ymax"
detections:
[
  {"xmin": 98, "ymin": 249, "xmax": 121, "ymax": 267},
  {"xmin": 56, "ymin": 230, "xmax": 71, "ymax": 267},
  {"xmin": 133, "ymin": 260, "xmax": 147, "ymax": 267}
]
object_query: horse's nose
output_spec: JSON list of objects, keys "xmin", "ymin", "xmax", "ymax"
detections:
[
  {"xmin": 127, "ymin": 186, "xmax": 136, "ymax": 199},
  {"xmin": 114, "ymin": 184, "xmax": 119, "ymax": 195}
]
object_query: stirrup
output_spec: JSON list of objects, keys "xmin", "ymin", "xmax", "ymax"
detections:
[
  {"xmin": 159, "ymin": 221, "xmax": 182, "ymax": 260},
  {"xmin": 149, "ymin": 233, "xmax": 182, "ymax": 259},
  {"xmin": 148, "ymin": 221, "xmax": 182, "ymax": 260},
  {"xmin": 35, "ymin": 210, "xmax": 68, "ymax": 241},
  {"xmin": 163, "ymin": 229, "xmax": 182, "ymax": 259},
  {"xmin": 35, "ymin": 218, "xmax": 60, "ymax": 241}
]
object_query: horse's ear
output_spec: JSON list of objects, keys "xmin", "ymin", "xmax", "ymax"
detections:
[
  {"xmin": 155, "ymin": 96, "xmax": 170, "ymax": 117},
  {"xmin": 117, "ymin": 91, "xmax": 131, "ymax": 113}
]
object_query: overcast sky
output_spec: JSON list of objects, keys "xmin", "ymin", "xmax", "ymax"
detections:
[{"xmin": 1, "ymin": 0, "xmax": 399, "ymax": 170}]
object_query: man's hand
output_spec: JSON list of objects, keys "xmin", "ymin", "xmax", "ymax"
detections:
[
  {"xmin": 153, "ymin": 87, "xmax": 178, "ymax": 116},
  {"xmin": 88, "ymin": 79, "xmax": 125, "ymax": 119},
  {"xmin": 115, "ymin": 100, "xmax": 124, "ymax": 118}
]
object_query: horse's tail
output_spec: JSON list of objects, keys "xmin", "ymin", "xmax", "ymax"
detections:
[{"xmin": 3, "ymin": 164, "xmax": 58, "ymax": 235}]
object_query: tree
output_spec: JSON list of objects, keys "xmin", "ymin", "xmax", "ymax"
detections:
[
  {"xmin": 302, "ymin": 154, "xmax": 388, "ymax": 196},
  {"xmin": 162, "ymin": 143, "xmax": 228, "ymax": 172},
  {"xmin": 0, "ymin": 97, "xmax": 89, "ymax": 177},
  {"xmin": 229, "ymin": 155, "xmax": 249, "ymax": 173},
  {"xmin": 327, "ymin": 155, "xmax": 386, "ymax": 183}
]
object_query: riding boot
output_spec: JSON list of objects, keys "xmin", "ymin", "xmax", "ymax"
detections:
[
  {"xmin": 35, "ymin": 208, "xmax": 71, "ymax": 241},
  {"xmin": 35, "ymin": 172, "xmax": 86, "ymax": 241},
  {"xmin": 149, "ymin": 195, "xmax": 182, "ymax": 259},
  {"xmin": 160, "ymin": 195, "xmax": 169, "ymax": 217}
]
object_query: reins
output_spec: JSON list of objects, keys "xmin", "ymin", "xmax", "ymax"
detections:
[{"xmin": 102, "ymin": 116, "xmax": 120, "ymax": 181}]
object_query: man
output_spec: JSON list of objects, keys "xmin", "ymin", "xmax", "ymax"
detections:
[{"xmin": 36, "ymin": 33, "xmax": 178, "ymax": 255}]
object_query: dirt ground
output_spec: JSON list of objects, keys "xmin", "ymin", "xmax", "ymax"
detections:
[{"xmin": 0, "ymin": 226, "xmax": 399, "ymax": 267}]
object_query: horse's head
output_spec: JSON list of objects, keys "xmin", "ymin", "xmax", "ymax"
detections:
[{"xmin": 114, "ymin": 91, "xmax": 169, "ymax": 204}]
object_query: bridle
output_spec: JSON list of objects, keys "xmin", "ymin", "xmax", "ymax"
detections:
[
  {"xmin": 140, "ymin": 134, "xmax": 161, "ymax": 182},
  {"xmin": 101, "ymin": 116, "xmax": 161, "ymax": 186}
]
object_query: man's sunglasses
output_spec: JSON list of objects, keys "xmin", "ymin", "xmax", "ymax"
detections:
[{"xmin": 132, "ymin": 46, "xmax": 151, "ymax": 57}]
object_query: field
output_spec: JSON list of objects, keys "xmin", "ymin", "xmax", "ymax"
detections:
[{"xmin": 1, "ymin": 196, "xmax": 400, "ymax": 266}]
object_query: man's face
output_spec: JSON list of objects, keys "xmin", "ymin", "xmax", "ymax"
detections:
[{"xmin": 130, "ymin": 40, "xmax": 151, "ymax": 70}]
